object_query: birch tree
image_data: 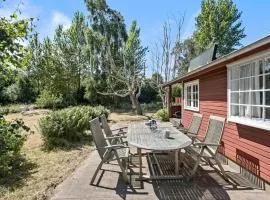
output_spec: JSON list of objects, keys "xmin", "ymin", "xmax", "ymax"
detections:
[{"xmin": 150, "ymin": 15, "xmax": 185, "ymax": 107}]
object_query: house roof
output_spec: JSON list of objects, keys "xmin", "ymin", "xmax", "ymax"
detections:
[{"xmin": 161, "ymin": 35, "xmax": 270, "ymax": 87}]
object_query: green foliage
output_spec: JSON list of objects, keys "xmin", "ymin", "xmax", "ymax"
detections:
[
  {"xmin": 172, "ymin": 84, "xmax": 182, "ymax": 99},
  {"xmin": 3, "ymin": 83, "xmax": 20, "ymax": 103},
  {"xmin": 177, "ymin": 38, "xmax": 198, "ymax": 75},
  {"xmin": 194, "ymin": 0, "xmax": 246, "ymax": 56},
  {"xmin": 0, "ymin": 116, "xmax": 30, "ymax": 176},
  {"xmin": 156, "ymin": 108, "xmax": 169, "ymax": 122},
  {"xmin": 141, "ymin": 102, "xmax": 163, "ymax": 112},
  {"xmin": 36, "ymin": 90, "xmax": 64, "ymax": 109},
  {"xmin": 0, "ymin": 1, "xmax": 33, "ymax": 94},
  {"xmin": 140, "ymin": 80, "xmax": 160, "ymax": 103},
  {"xmin": 39, "ymin": 106, "xmax": 110, "ymax": 149}
]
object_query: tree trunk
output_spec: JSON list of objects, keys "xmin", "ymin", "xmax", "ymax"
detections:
[{"xmin": 130, "ymin": 93, "xmax": 143, "ymax": 115}]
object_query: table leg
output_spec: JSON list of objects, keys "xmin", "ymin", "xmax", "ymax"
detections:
[
  {"xmin": 175, "ymin": 149, "xmax": 179, "ymax": 175},
  {"xmin": 138, "ymin": 148, "xmax": 143, "ymax": 189}
]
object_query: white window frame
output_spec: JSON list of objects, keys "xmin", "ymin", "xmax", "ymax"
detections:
[
  {"xmin": 227, "ymin": 51, "xmax": 270, "ymax": 131},
  {"xmin": 184, "ymin": 79, "xmax": 200, "ymax": 111}
]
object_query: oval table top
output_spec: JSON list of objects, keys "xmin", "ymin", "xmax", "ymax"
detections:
[{"xmin": 127, "ymin": 121, "xmax": 192, "ymax": 151}]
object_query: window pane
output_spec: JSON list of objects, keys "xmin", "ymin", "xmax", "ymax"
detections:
[
  {"xmin": 266, "ymin": 75, "xmax": 270, "ymax": 89},
  {"xmin": 265, "ymin": 108, "xmax": 270, "ymax": 120},
  {"xmin": 240, "ymin": 64, "xmax": 251, "ymax": 78},
  {"xmin": 266, "ymin": 91, "xmax": 270, "ymax": 106},
  {"xmin": 251, "ymin": 76, "xmax": 263, "ymax": 90},
  {"xmin": 193, "ymin": 92, "xmax": 198, "ymax": 101},
  {"xmin": 193, "ymin": 84, "xmax": 198, "ymax": 93},
  {"xmin": 259, "ymin": 60, "xmax": 264, "ymax": 74},
  {"xmin": 187, "ymin": 99, "xmax": 191, "ymax": 106},
  {"xmin": 231, "ymin": 105, "xmax": 239, "ymax": 116},
  {"xmin": 251, "ymin": 106, "xmax": 263, "ymax": 119},
  {"xmin": 231, "ymin": 68, "xmax": 240, "ymax": 80},
  {"xmin": 240, "ymin": 106, "xmax": 251, "ymax": 118},
  {"xmin": 193, "ymin": 100, "xmax": 198, "ymax": 108},
  {"xmin": 240, "ymin": 78, "xmax": 250, "ymax": 90},
  {"xmin": 250, "ymin": 62, "xmax": 256, "ymax": 76},
  {"xmin": 231, "ymin": 80, "xmax": 239, "ymax": 91},
  {"xmin": 187, "ymin": 86, "xmax": 191, "ymax": 93},
  {"xmin": 251, "ymin": 91, "xmax": 263, "ymax": 105},
  {"xmin": 240, "ymin": 92, "xmax": 250, "ymax": 104},
  {"xmin": 265, "ymin": 58, "xmax": 270, "ymax": 74},
  {"xmin": 231, "ymin": 93, "xmax": 239, "ymax": 104}
]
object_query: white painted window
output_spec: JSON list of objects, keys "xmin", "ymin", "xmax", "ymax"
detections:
[
  {"xmin": 227, "ymin": 52, "xmax": 270, "ymax": 131},
  {"xmin": 184, "ymin": 80, "xmax": 199, "ymax": 111}
]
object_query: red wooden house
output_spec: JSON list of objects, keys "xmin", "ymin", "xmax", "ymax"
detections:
[{"xmin": 162, "ymin": 35, "xmax": 270, "ymax": 190}]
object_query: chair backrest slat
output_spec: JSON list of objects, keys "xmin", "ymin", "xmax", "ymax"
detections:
[
  {"xmin": 188, "ymin": 113, "xmax": 203, "ymax": 134},
  {"xmin": 89, "ymin": 118, "xmax": 108, "ymax": 159},
  {"xmin": 204, "ymin": 115, "xmax": 225, "ymax": 154},
  {"xmin": 100, "ymin": 115, "xmax": 113, "ymax": 137}
]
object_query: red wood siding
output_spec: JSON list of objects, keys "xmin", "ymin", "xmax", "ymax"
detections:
[{"xmin": 182, "ymin": 67, "xmax": 270, "ymax": 183}]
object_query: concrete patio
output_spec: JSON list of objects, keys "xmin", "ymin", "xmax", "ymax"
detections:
[{"xmin": 50, "ymin": 147, "xmax": 270, "ymax": 200}]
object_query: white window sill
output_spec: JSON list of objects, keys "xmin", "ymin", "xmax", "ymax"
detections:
[
  {"xmin": 184, "ymin": 106, "xmax": 199, "ymax": 112},
  {"xmin": 228, "ymin": 116, "xmax": 270, "ymax": 131}
]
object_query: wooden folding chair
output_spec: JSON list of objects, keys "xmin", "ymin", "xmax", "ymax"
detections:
[
  {"xmin": 89, "ymin": 117, "xmax": 130, "ymax": 184},
  {"xmin": 180, "ymin": 113, "xmax": 203, "ymax": 142},
  {"xmin": 185, "ymin": 115, "xmax": 228, "ymax": 180}
]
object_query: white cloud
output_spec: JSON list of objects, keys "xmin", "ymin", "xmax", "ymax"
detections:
[
  {"xmin": 40, "ymin": 11, "xmax": 71, "ymax": 39},
  {"xmin": 52, "ymin": 11, "xmax": 71, "ymax": 31}
]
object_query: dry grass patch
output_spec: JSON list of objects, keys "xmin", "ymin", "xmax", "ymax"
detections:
[
  {"xmin": 109, "ymin": 111, "xmax": 154, "ymax": 123},
  {"xmin": 0, "ymin": 109, "xmax": 92, "ymax": 200}
]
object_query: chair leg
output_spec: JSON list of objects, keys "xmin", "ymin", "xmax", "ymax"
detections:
[
  {"xmin": 214, "ymin": 157, "xmax": 229, "ymax": 181},
  {"xmin": 190, "ymin": 147, "xmax": 205, "ymax": 178},
  {"xmin": 205, "ymin": 148, "xmax": 229, "ymax": 181},
  {"xmin": 90, "ymin": 159, "xmax": 104, "ymax": 185},
  {"xmin": 114, "ymin": 150, "xmax": 129, "ymax": 184},
  {"xmin": 116, "ymin": 158, "xmax": 129, "ymax": 183}
]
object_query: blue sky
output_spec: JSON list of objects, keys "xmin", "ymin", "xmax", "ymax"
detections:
[{"xmin": 1, "ymin": 0, "xmax": 270, "ymax": 64}]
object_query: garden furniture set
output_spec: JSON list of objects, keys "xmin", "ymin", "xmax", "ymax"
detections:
[{"xmin": 89, "ymin": 113, "xmax": 227, "ymax": 187}]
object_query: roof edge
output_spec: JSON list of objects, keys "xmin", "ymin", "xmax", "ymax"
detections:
[{"xmin": 161, "ymin": 35, "xmax": 270, "ymax": 87}]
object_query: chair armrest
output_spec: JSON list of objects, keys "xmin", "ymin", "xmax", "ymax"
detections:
[
  {"xmin": 186, "ymin": 132, "xmax": 197, "ymax": 138},
  {"xmin": 111, "ymin": 127, "xmax": 128, "ymax": 131},
  {"xmin": 178, "ymin": 127, "xmax": 188, "ymax": 134},
  {"xmin": 194, "ymin": 142, "xmax": 220, "ymax": 147},
  {"xmin": 96, "ymin": 144, "xmax": 127, "ymax": 150},
  {"xmin": 105, "ymin": 135, "xmax": 126, "ymax": 140}
]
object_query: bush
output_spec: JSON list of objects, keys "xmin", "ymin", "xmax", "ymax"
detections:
[
  {"xmin": 3, "ymin": 84, "xmax": 20, "ymax": 103},
  {"xmin": 172, "ymin": 84, "xmax": 182, "ymax": 99},
  {"xmin": 39, "ymin": 106, "xmax": 110, "ymax": 149},
  {"xmin": 36, "ymin": 90, "xmax": 64, "ymax": 109},
  {"xmin": 0, "ymin": 116, "xmax": 30, "ymax": 176},
  {"xmin": 141, "ymin": 102, "xmax": 163, "ymax": 112},
  {"xmin": 156, "ymin": 108, "xmax": 169, "ymax": 121}
]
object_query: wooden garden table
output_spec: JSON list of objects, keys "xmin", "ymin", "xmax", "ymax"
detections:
[{"xmin": 127, "ymin": 121, "xmax": 192, "ymax": 186}]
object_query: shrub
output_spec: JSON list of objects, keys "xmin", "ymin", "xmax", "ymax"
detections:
[
  {"xmin": 141, "ymin": 102, "xmax": 163, "ymax": 112},
  {"xmin": 0, "ymin": 116, "xmax": 30, "ymax": 176},
  {"xmin": 39, "ymin": 106, "xmax": 110, "ymax": 149},
  {"xmin": 36, "ymin": 90, "xmax": 64, "ymax": 109},
  {"xmin": 156, "ymin": 108, "xmax": 169, "ymax": 121},
  {"xmin": 3, "ymin": 84, "xmax": 20, "ymax": 103},
  {"xmin": 172, "ymin": 84, "xmax": 182, "ymax": 99},
  {"xmin": 0, "ymin": 107, "xmax": 9, "ymax": 115}
]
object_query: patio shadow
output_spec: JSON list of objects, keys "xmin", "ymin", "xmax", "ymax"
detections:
[{"xmin": 150, "ymin": 154, "xmax": 231, "ymax": 200}]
